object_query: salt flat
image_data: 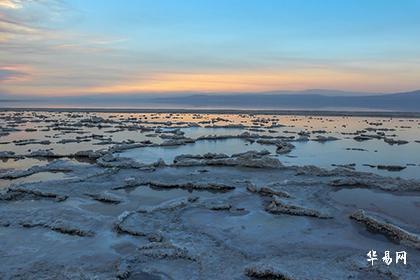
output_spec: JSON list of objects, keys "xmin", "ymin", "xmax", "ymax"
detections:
[{"xmin": 0, "ymin": 110, "xmax": 419, "ymax": 279}]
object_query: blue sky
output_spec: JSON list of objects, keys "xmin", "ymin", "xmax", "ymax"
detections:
[{"xmin": 1, "ymin": 0, "xmax": 420, "ymax": 96}]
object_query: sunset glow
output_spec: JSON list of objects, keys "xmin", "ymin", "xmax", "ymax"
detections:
[{"xmin": 1, "ymin": 0, "xmax": 420, "ymax": 97}]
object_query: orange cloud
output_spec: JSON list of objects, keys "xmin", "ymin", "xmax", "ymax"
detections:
[
  {"xmin": 83, "ymin": 69, "xmax": 392, "ymax": 94},
  {"xmin": 4, "ymin": 68, "xmax": 420, "ymax": 96}
]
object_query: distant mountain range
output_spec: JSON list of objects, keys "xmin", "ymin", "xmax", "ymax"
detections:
[
  {"xmin": 1, "ymin": 89, "xmax": 420, "ymax": 111},
  {"xmin": 148, "ymin": 89, "xmax": 420, "ymax": 111}
]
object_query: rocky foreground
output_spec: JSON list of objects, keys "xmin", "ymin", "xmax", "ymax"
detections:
[
  {"xmin": 0, "ymin": 111, "xmax": 419, "ymax": 279},
  {"xmin": 0, "ymin": 151, "xmax": 419, "ymax": 279}
]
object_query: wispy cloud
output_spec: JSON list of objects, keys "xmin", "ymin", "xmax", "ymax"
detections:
[
  {"xmin": 1, "ymin": 0, "xmax": 420, "ymax": 96},
  {"xmin": 0, "ymin": 65, "xmax": 30, "ymax": 81},
  {"xmin": 0, "ymin": 0, "xmax": 131, "ymax": 95},
  {"xmin": 0, "ymin": 0, "xmax": 23, "ymax": 9}
]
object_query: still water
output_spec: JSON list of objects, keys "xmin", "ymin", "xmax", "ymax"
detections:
[{"xmin": 1, "ymin": 111, "xmax": 420, "ymax": 179}]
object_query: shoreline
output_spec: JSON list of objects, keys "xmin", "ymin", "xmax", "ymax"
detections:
[{"xmin": 2, "ymin": 107, "xmax": 420, "ymax": 118}]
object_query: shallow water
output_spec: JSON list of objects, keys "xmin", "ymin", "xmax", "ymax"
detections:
[
  {"xmin": 0, "ymin": 171, "xmax": 69, "ymax": 189},
  {"xmin": 1, "ymin": 111, "xmax": 420, "ymax": 179},
  {"xmin": 331, "ymin": 188, "xmax": 420, "ymax": 227},
  {"xmin": 279, "ymin": 139, "xmax": 420, "ymax": 179},
  {"xmin": 119, "ymin": 138, "xmax": 276, "ymax": 164}
]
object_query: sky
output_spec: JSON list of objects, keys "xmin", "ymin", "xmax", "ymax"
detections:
[{"xmin": 1, "ymin": 0, "xmax": 420, "ymax": 97}]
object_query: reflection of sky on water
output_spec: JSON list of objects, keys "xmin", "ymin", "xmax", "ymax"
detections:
[
  {"xmin": 2, "ymin": 111, "xmax": 420, "ymax": 179},
  {"xmin": 279, "ymin": 139, "xmax": 420, "ymax": 179},
  {"xmin": 122, "ymin": 136, "xmax": 420, "ymax": 179},
  {"xmin": 119, "ymin": 139, "xmax": 275, "ymax": 165},
  {"xmin": 0, "ymin": 102, "xmax": 406, "ymax": 112},
  {"xmin": 0, "ymin": 171, "xmax": 69, "ymax": 189},
  {"xmin": 331, "ymin": 188, "xmax": 420, "ymax": 227}
]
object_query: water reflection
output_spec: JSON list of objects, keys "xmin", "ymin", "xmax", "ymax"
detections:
[
  {"xmin": 119, "ymin": 138, "xmax": 276, "ymax": 164},
  {"xmin": 1, "ymin": 111, "xmax": 420, "ymax": 179},
  {"xmin": 331, "ymin": 188, "xmax": 420, "ymax": 226}
]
